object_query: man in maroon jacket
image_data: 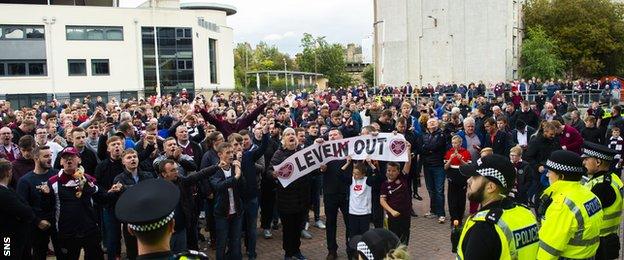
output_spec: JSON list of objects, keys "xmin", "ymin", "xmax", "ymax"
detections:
[{"xmin": 198, "ymin": 101, "xmax": 268, "ymax": 138}]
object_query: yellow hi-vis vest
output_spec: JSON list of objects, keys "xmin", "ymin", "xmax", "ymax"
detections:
[
  {"xmin": 537, "ymin": 180, "xmax": 603, "ymax": 259},
  {"xmin": 457, "ymin": 204, "xmax": 539, "ymax": 260},
  {"xmin": 584, "ymin": 172, "xmax": 624, "ymax": 237}
]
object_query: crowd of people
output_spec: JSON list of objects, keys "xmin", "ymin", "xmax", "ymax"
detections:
[{"xmin": 1, "ymin": 77, "xmax": 624, "ymax": 260}]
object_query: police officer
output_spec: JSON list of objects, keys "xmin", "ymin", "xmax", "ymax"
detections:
[
  {"xmin": 538, "ymin": 150, "xmax": 603, "ymax": 259},
  {"xmin": 456, "ymin": 154, "xmax": 539, "ymax": 259},
  {"xmin": 581, "ymin": 141, "xmax": 623, "ymax": 260},
  {"xmin": 115, "ymin": 178, "xmax": 208, "ymax": 260}
]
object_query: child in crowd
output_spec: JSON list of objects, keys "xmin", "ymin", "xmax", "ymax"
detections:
[
  {"xmin": 380, "ymin": 141, "xmax": 412, "ymax": 245},
  {"xmin": 581, "ymin": 115, "xmax": 603, "ymax": 145},
  {"xmin": 608, "ymin": 127, "xmax": 624, "ymax": 173},
  {"xmin": 340, "ymin": 156, "xmax": 383, "ymax": 257}
]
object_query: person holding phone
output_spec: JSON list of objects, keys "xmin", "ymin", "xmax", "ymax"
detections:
[{"xmin": 443, "ymin": 135, "xmax": 472, "ymax": 226}]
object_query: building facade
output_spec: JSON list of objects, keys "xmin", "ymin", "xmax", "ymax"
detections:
[
  {"xmin": 0, "ymin": 0, "xmax": 235, "ymax": 108},
  {"xmin": 373, "ymin": 0, "xmax": 523, "ymax": 87}
]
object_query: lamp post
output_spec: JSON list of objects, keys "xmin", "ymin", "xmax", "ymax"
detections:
[{"xmin": 283, "ymin": 58, "xmax": 287, "ymax": 92}]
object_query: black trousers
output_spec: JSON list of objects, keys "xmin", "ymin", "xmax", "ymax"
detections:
[
  {"xmin": 122, "ymin": 224, "xmax": 138, "ymax": 260},
  {"xmin": 260, "ymin": 181, "xmax": 276, "ymax": 230},
  {"xmin": 56, "ymin": 232, "xmax": 104, "ymax": 260},
  {"xmin": 596, "ymin": 234, "xmax": 620, "ymax": 260},
  {"xmin": 324, "ymin": 194, "xmax": 349, "ymax": 252},
  {"xmin": 388, "ymin": 214, "xmax": 411, "ymax": 245},
  {"xmin": 447, "ymin": 169, "xmax": 468, "ymax": 224},
  {"xmin": 279, "ymin": 210, "xmax": 306, "ymax": 257},
  {"xmin": 30, "ymin": 226, "xmax": 59, "ymax": 260},
  {"xmin": 371, "ymin": 192, "xmax": 383, "ymax": 228},
  {"xmin": 348, "ymin": 214, "xmax": 371, "ymax": 238}
]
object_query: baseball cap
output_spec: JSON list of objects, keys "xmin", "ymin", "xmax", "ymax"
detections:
[
  {"xmin": 348, "ymin": 228, "xmax": 400, "ymax": 260},
  {"xmin": 459, "ymin": 154, "xmax": 516, "ymax": 192},
  {"xmin": 60, "ymin": 147, "xmax": 80, "ymax": 158}
]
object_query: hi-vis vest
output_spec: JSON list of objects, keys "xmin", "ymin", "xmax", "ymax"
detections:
[
  {"xmin": 537, "ymin": 181, "xmax": 603, "ymax": 259},
  {"xmin": 584, "ymin": 172, "xmax": 624, "ymax": 237},
  {"xmin": 457, "ymin": 204, "xmax": 539, "ymax": 260}
]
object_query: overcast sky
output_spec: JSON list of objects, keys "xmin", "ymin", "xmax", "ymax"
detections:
[{"xmin": 120, "ymin": 0, "xmax": 373, "ymax": 56}]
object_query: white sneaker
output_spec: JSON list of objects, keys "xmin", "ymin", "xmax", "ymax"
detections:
[
  {"xmin": 301, "ymin": 229, "xmax": 313, "ymax": 239},
  {"xmin": 438, "ymin": 216, "xmax": 446, "ymax": 224},
  {"xmin": 263, "ymin": 229, "xmax": 272, "ymax": 239},
  {"xmin": 304, "ymin": 222, "xmax": 310, "ymax": 231},
  {"xmin": 314, "ymin": 220, "xmax": 326, "ymax": 229},
  {"xmin": 424, "ymin": 212, "xmax": 436, "ymax": 219}
]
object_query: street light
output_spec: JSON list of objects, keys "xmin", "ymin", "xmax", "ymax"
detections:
[
  {"xmin": 427, "ymin": 15, "xmax": 438, "ymax": 27},
  {"xmin": 283, "ymin": 58, "xmax": 287, "ymax": 92}
]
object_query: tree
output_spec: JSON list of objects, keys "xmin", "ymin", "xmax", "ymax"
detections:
[
  {"xmin": 362, "ymin": 64, "xmax": 374, "ymax": 86},
  {"xmin": 296, "ymin": 33, "xmax": 353, "ymax": 87},
  {"xmin": 524, "ymin": 0, "xmax": 624, "ymax": 77},
  {"xmin": 520, "ymin": 27, "xmax": 565, "ymax": 79},
  {"xmin": 233, "ymin": 42, "xmax": 294, "ymax": 91}
]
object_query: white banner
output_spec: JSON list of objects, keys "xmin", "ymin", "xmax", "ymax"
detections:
[{"xmin": 273, "ymin": 133, "xmax": 409, "ymax": 187}]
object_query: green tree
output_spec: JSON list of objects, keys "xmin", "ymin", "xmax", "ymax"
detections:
[
  {"xmin": 524, "ymin": 0, "xmax": 624, "ymax": 77},
  {"xmin": 520, "ymin": 27, "xmax": 565, "ymax": 79},
  {"xmin": 362, "ymin": 64, "xmax": 374, "ymax": 86},
  {"xmin": 296, "ymin": 33, "xmax": 353, "ymax": 87},
  {"xmin": 233, "ymin": 42, "xmax": 294, "ymax": 91}
]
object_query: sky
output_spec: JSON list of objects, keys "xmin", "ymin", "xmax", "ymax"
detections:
[{"xmin": 120, "ymin": 0, "xmax": 374, "ymax": 57}]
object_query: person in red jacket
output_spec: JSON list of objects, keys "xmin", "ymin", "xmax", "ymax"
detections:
[
  {"xmin": 552, "ymin": 120, "xmax": 583, "ymax": 154},
  {"xmin": 197, "ymin": 101, "xmax": 268, "ymax": 139}
]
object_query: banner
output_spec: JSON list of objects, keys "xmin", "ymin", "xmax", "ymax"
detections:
[{"xmin": 273, "ymin": 133, "xmax": 409, "ymax": 187}]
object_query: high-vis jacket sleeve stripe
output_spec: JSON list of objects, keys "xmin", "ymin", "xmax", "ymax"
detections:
[{"xmin": 539, "ymin": 240, "xmax": 562, "ymax": 257}]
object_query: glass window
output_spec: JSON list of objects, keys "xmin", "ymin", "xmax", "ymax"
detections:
[
  {"xmin": 25, "ymin": 27, "xmax": 44, "ymax": 39},
  {"xmin": 175, "ymin": 28, "xmax": 184, "ymax": 38},
  {"xmin": 66, "ymin": 27, "xmax": 85, "ymax": 40},
  {"xmin": 92, "ymin": 59, "xmax": 109, "ymax": 75},
  {"xmin": 28, "ymin": 62, "xmax": 46, "ymax": 76},
  {"xmin": 185, "ymin": 60, "xmax": 193, "ymax": 69},
  {"xmin": 7, "ymin": 62, "xmax": 26, "ymax": 76},
  {"xmin": 209, "ymin": 38, "xmax": 217, "ymax": 84},
  {"xmin": 68, "ymin": 59, "xmax": 86, "ymax": 76},
  {"xmin": 0, "ymin": 63, "xmax": 5, "ymax": 76},
  {"xmin": 184, "ymin": 28, "xmax": 192, "ymax": 38},
  {"xmin": 105, "ymin": 28, "xmax": 123, "ymax": 40},
  {"xmin": 4, "ymin": 27, "xmax": 24, "ymax": 39},
  {"xmin": 86, "ymin": 28, "xmax": 104, "ymax": 40}
]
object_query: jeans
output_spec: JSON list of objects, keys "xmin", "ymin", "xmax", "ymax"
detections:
[
  {"xmin": 215, "ymin": 214, "xmax": 243, "ymax": 260},
  {"xmin": 371, "ymin": 191, "xmax": 383, "ymax": 228},
  {"xmin": 242, "ymin": 197, "xmax": 259, "ymax": 258},
  {"xmin": 446, "ymin": 169, "xmax": 467, "ymax": 224},
  {"xmin": 260, "ymin": 180, "xmax": 276, "ymax": 230},
  {"xmin": 388, "ymin": 214, "xmax": 411, "ymax": 245},
  {"xmin": 122, "ymin": 223, "xmax": 138, "ymax": 260},
  {"xmin": 324, "ymin": 193, "xmax": 349, "ymax": 253},
  {"xmin": 29, "ymin": 225, "xmax": 59, "ymax": 260},
  {"xmin": 102, "ymin": 208, "xmax": 121, "ymax": 260},
  {"xmin": 170, "ymin": 228, "xmax": 187, "ymax": 254},
  {"xmin": 56, "ymin": 232, "xmax": 104, "ymax": 260},
  {"xmin": 309, "ymin": 174, "xmax": 322, "ymax": 221},
  {"xmin": 424, "ymin": 166, "xmax": 446, "ymax": 217}
]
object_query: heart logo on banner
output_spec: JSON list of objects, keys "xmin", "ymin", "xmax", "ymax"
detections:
[
  {"xmin": 390, "ymin": 139, "xmax": 406, "ymax": 157},
  {"xmin": 277, "ymin": 163, "xmax": 294, "ymax": 179}
]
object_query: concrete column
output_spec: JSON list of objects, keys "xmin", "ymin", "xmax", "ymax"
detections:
[
  {"xmin": 301, "ymin": 75, "xmax": 305, "ymax": 87},
  {"xmin": 256, "ymin": 73, "xmax": 260, "ymax": 90}
]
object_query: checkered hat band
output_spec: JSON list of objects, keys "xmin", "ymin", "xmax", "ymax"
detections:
[
  {"xmin": 357, "ymin": 241, "xmax": 374, "ymax": 260},
  {"xmin": 546, "ymin": 160, "xmax": 585, "ymax": 174},
  {"xmin": 128, "ymin": 211, "xmax": 175, "ymax": 232},
  {"xmin": 583, "ymin": 148, "xmax": 614, "ymax": 161},
  {"xmin": 476, "ymin": 168, "xmax": 507, "ymax": 188}
]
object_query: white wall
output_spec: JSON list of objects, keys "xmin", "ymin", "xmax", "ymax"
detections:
[
  {"xmin": 375, "ymin": 0, "xmax": 522, "ymax": 87},
  {"xmin": 0, "ymin": 3, "xmax": 235, "ymax": 96}
]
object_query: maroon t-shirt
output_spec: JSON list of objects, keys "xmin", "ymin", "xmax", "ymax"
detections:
[{"xmin": 380, "ymin": 173, "xmax": 412, "ymax": 217}]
